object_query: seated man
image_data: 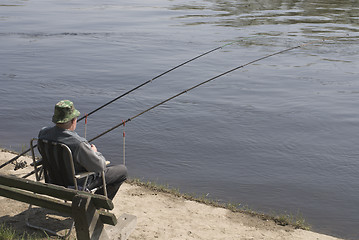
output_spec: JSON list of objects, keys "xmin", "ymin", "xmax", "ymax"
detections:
[{"xmin": 38, "ymin": 100, "xmax": 127, "ymax": 200}]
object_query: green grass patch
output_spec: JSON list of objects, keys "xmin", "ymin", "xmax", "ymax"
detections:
[{"xmin": 0, "ymin": 222, "xmax": 51, "ymax": 240}]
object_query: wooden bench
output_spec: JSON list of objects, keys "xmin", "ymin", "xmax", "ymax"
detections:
[{"xmin": 0, "ymin": 174, "xmax": 136, "ymax": 240}]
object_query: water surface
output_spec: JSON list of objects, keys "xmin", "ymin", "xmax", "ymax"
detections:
[{"xmin": 0, "ymin": 0, "xmax": 358, "ymax": 239}]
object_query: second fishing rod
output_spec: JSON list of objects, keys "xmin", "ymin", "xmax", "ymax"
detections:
[
  {"xmin": 20, "ymin": 40, "xmax": 322, "ymax": 179},
  {"xmin": 1, "ymin": 41, "xmax": 236, "ymax": 169},
  {"xmin": 88, "ymin": 41, "xmax": 318, "ymax": 143}
]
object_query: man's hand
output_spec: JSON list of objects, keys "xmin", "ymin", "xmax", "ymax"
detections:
[{"xmin": 91, "ymin": 144, "xmax": 98, "ymax": 152}]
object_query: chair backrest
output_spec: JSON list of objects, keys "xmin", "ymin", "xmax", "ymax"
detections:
[{"xmin": 36, "ymin": 139, "xmax": 78, "ymax": 189}]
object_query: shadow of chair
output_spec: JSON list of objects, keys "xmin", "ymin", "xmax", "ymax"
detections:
[
  {"xmin": 28, "ymin": 138, "xmax": 107, "ymax": 238},
  {"xmin": 0, "ymin": 206, "xmax": 74, "ymax": 238}
]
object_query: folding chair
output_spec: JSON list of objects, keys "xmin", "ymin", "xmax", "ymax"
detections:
[{"xmin": 27, "ymin": 138, "xmax": 107, "ymax": 238}]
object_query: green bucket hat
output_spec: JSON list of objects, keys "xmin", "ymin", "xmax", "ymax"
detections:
[{"xmin": 52, "ymin": 100, "xmax": 80, "ymax": 124}]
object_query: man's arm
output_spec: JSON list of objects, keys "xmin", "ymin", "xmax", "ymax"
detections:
[{"xmin": 74, "ymin": 142, "xmax": 107, "ymax": 172}]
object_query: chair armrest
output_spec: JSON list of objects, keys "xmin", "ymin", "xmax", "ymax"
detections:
[{"xmin": 75, "ymin": 172, "xmax": 95, "ymax": 179}]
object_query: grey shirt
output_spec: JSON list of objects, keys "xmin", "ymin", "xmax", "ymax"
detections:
[{"xmin": 38, "ymin": 126, "xmax": 106, "ymax": 173}]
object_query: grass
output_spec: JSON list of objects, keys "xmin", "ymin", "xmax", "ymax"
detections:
[
  {"xmin": 0, "ymin": 223, "xmax": 17, "ymax": 240},
  {"xmin": 20, "ymin": 144, "xmax": 28, "ymax": 155},
  {"xmin": 127, "ymin": 178, "xmax": 311, "ymax": 230},
  {"xmin": 0, "ymin": 223, "xmax": 51, "ymax": 240}
]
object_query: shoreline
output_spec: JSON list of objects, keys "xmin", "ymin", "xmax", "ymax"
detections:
[{"xmin": 0, "ymin": 149, "xmax": 344, "ymax": 240}]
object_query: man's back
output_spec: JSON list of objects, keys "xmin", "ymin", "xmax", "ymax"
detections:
[{"xmin": 39, "ymin": 125, "xmax": 106, "ymax": 173}]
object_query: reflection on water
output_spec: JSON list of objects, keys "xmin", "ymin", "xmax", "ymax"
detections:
[{"xmin": 171, "ymin": 0, "xmax": 359, "ymax": 34}]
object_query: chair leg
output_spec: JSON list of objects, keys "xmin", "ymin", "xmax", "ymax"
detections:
[
  {"xmin": 25, "ymin": 204, "xmax": 75, "ymax": 239},
  {"xmin": 87, "ymin": 172, "xmax": 108, "ymax": 198}
]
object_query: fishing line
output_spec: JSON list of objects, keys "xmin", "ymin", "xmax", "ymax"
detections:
[
  {"xmin": 1, "ymin": 41, "xmax": 235, "ymax": 169},
  {"xmin": 122, "ymin": 120, "xmax": 126, "ymax": 165},
  {"xmin": 88, "ymin": 40, "xmax": 321, "ymax": 143}
]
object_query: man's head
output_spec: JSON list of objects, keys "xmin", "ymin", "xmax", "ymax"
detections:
[{"xmin": 52, "ymin": 100, "xmax": 80, "ymax": 130}]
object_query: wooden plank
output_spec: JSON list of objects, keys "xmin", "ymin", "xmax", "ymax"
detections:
[
  {"xmin": 0, "ymin": 185, "xmax": 72, "ymax": 215},
  {"xmin": 0, "ymin": 174, "xmax": 114, "ymax": 210},
  {"xmin": 98, "ymin": 210, "xmax": 118, "ymax": 226},
  {"xmin": 72, "ymin": 194, "xmax": 110, "ymax": 240},
  {"xmin": 0, "ymin": 174, "xmax": 74, "ymax": 200},
  {"xmin": 72, "ymin": 194, "xmax": 92, "ymax": 240}
]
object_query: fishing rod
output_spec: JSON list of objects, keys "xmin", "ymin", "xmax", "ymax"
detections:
[
  {"xmin": 1, "ymin": 41, "xmax": 235, "ymax": 169},
  {"xmin": 78, "ymin": 41, "xmax": 236, "ymax": 122},
  {"xmin": 89, "ymin": 41, "xmax": 317, "ymax": 143}
]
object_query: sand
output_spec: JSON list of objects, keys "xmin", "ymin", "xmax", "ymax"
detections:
[{"xmin": 0, "ymin": 150, "xmax": 343, "ymax": 240}]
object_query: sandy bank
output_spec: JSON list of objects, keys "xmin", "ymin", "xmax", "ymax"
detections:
[{"xmin": 0, "ymin": 150, "xmax": 343, "ymax": 240}]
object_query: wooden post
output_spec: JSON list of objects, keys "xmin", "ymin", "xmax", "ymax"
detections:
[{"xmin": 72, "ymin": 194, "xmax": 110, "ymax": 240}]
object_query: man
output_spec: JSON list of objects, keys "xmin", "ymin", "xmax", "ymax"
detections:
[{"xmin": 38, "ymin": 100, "xmax": 128, "ymax": 200}]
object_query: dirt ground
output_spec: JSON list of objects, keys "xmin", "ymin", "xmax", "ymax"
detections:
[{"xmin": 0, "ymin": 150, "xmax": 343, "ymax": 240}]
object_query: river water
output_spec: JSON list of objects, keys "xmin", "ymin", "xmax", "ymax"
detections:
[{"xmin": 1, "ymin": 0, "xmax": 358, "ymax": 239}]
